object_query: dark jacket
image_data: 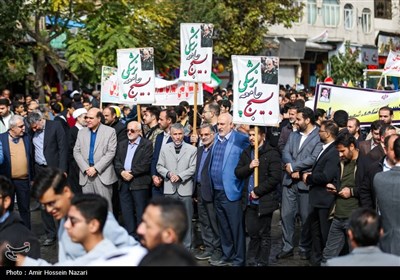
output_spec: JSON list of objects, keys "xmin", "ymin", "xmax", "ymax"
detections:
[
  {"xmin": 111, "ymin": 120, "xmax": 128, "ymax": 143},
  {"xmin": 306, "ymin": 143, "xmax": 340, "ymax": 208},
  {"xmin": 114, "ymin": 137, "xmax": 153, "ymax": 190},
  {"xmin": 235, "ymin": 143, "xmax": 281, "ymax": 216},
  {"xmin": 195, "ymin": 144, "xmax": 213, "ymax": 202},
  {"xmin": 30, "ymin": 120, "xmax": 68, "ymax": 172},
  {"xmin": 359, "ymin": 156, "xmax": 384, "ymax": 210},
  {"xmin": 0, "ymin": 212, "xmax": 40, "ymax": 259}
]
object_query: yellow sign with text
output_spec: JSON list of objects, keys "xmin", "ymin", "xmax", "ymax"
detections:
[{"xmin": 314, "ymin": 83, "xmax": 400, "ymax": 126}]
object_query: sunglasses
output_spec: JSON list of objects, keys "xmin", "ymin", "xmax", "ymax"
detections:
[{"xmin": 127, "ymin": 129, "xmax": 140, "ymax": 133}]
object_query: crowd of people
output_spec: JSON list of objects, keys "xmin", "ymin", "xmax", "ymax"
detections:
[{"xmin": 0, "ymin": 84, "xmax": 399, "ymax": 267}]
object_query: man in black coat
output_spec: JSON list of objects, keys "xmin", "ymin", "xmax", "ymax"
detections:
[
  {"xmin": 303, "ymin": 120, "xmax": 340, "ymax": 266},
  {"xmin": 235, "ymin": 126, "xmax": 281, "ymax": 266},
  {"xmin": 114, "ymin": 121, "xmax": 153, "ymax": 238}
]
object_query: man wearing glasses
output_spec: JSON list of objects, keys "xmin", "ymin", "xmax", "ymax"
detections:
[
  {"xmin": 74, "ymin": 108, "xmax": 118, "ymax": 212},
  {"xmin": 17, "ymin": 193, "xmax": 144, "ymax": 266},
  {"xmin": 114, "ymin": 121, "xmax": 153, "ymax": 238},
  {"xmin": 27, "ymin": 110, "xmax": 68, "ymax": 246},
  {"xmin": 0, "ymin": 115, "xmax": 35, "ymax": 229},
  {"xmin": 19, "ymin": 167, "xmax": 140, "ymax": 264}
]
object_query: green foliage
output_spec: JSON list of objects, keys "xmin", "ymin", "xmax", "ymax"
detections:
[
  {"xmin": 316, "ymin": 41, "xmax": 365, "ymax": 86},
  {"xmin": 0, "ymin": 0, "xmax": 304, "ymax": 87},
  {"xmin": 175, "ymin": 0, "xmax": 303, "ymax": 67}
]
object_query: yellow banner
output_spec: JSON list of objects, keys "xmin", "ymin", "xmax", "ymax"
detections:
[{"xmin": 314, "ymin": 83, "xmax": 400, "ymax": 126}]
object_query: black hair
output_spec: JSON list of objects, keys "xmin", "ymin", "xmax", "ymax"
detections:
[
  {"xmin": 71, "ymin": 193, "xmax": 108, "ymax": 232},
  {"xmin": 32, "ymin": 167, "xmax": 70, "ymax": 200}
]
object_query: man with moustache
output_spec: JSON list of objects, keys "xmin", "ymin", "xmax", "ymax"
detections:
[
  {"xmin": 114, "ymin": 121, "xmax": 153, "ymax": 238},
  {"xmin": 74, "ymin": 108, "xmax": 118, "ymax": 211},
  {"xmin": 193, "ymin": 123, "xmax": 222, "ymax": 262},
  {"xmin": 0, "ymin": 115, "xmax": 34, "ymax": 229},
  {"xmin": 156, "ymin": 123, "xmax": 197, "ymax": 250}
]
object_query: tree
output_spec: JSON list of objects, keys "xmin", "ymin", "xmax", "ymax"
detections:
[
  {"xmin": 175, "ymin": 0, "xmax": 303, "ymax": 65},
  {"xmin": 0, "ymin": 0, "xmax": 303, "ymax": 95},
  {"xmin": 316, "ymin": 41, "xmax": 366, "ymax": 86},
  {"xmin": 0, "ymin": 0, "xmax": 31, "ymax": 89},
  {"xmin": 66, "ymin": 0, "xmax": 179, "ymax": 84},
  {"xmin": 67, "ymin": 0, "xmax": 303, "ymax": 83}
]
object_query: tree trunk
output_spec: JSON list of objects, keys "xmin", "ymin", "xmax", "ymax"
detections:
[{"xmin": 35, "ymin": 49, "xmax": 46, "ymax": 104}]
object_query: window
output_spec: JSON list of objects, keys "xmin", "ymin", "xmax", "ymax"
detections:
[
  {"xmin": 375, "ymin": 0, "xmax": 392, "ymax": 19},
  {"xmin": 362, "ymin": 8, "xmax": 372, "ymax": 33},
  {"xmin": 294, "ymin": 1, "xmax": 304, "ymax": 23},
  {"xmin": 344, "ymin": 4, "xmax": 354, "ymax": 30},
  {"xmin": 307, "ymin": 0, "xmax": 317, "ymax": 25},
  {"xmin": 322, "ymin": 0, "xmax": 340, "ymax": 27}
]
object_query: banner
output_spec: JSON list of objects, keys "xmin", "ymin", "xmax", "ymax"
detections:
[
  {"xmin": 314, "ymin": 83, "xmax": 400, "ymax": 125},
  {"xmin": 383, "ymin": 50, "xmax": 400, "ymax": 77},
  {"xmin": 117, "ymin": 48, "xmax": 155, "ymax": 104},
  {"xmin": 154, "ymin": 80, "xmax": 203, "ymax": 106},
  {"xmin": 232, "ymin": 55, "xmax": 280, "ymax": 126},
  {"xmin": 179, "ymin": 23, "xmax": 213, "ymax": 83},
  {"xmin": 100, "ymin": 66, "xmax": 120, "ymax": 104}
]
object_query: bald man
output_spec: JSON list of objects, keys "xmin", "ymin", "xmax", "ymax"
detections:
[
  {"xmin": 74, "ymin": 108, "xmax": 118, "ymax": 211},
  {"xmin": 209, "ymin": 113, "xmax": 249, "ymax": 266},
  {"xmin": 114, "ymin": 121, "xmax": 153, "ymax": 237}
]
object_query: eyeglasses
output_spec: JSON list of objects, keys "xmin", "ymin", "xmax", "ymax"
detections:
[
  {"xmin": 84, "ymin": 116, "xmax": 95, "ymax": 120},
  {"xmin": 67, "ymin": 216, "xmax": 83, "ymax": 227},
  {"xmin": 128, "ymin": 129, "xmax": 140, "ymax": 133},
  {"xmin": 17, "ymin": 124, "xmax": 25, "ymax": 128},
  {"xmin": 41, "ymin": 200, "xmax": 57, "ymax": 210}
]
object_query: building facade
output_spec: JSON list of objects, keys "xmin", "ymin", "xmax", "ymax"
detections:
[{"xmin": 267, "ymin": 0, "xmax": 399, "ymax": 89}]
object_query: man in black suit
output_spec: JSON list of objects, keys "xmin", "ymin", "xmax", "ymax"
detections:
[
  {"xmin": 27, "ymin": 110, "xmax": 68, "ymax": 246},
  {"xmin": 114, "ymin": 121, "xmax": 153, "ymax": 238},
  {"xmin": 303, "ymin": 120, "xmax": 340, "ymax": 266},
  {"xmin": 193, "ymin": 123, "xmax": 222, "ymax": 263}
]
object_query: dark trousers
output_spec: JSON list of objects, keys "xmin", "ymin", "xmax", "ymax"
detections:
[
  {"xmin": 309, "ymin": 207, "xmax": 331, "ymax": 266},
  {"xmin": 35, "ymin": 164, "xmax": 58, "ymax": 239},
  {"xmin": 151, "ymin": 184, "xmax": 164, "ymax": 198},
  {"xmin": 68, "ymin": 160, "xmax": 82, "ymax": 195},
  {"xmin": 245, "ymin": 205, "xmax": 273, "ymax": 266},
  {"xmin": 214, "ymin": 190, "xmax": 246, "ymax": 266},
  {"xmin": 10, "ymin": 179, "xmax": 31, "ymax": 229},
  {"xmin": 197, "ymin": 186, "xmax": 221, "ymax": 254},
  {"xmin": 119, "ymin": 181, "xmax": 149, "ymax": 237}
]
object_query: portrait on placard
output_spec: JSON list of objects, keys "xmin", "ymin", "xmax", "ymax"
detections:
[
  {"xmin": 141, "ymin": 48, "xmax": 154, "ymax": 71},
  {"xmin": 319, "ymin": 87, "xmax": 331, "ymax": 103},
  {"xmin": 261, "ymin": 56, "xmax": 279, "ymax": 85},
  {"xmin": 200, "ymin": 23, "xmax": 213, "ymax": 48}
]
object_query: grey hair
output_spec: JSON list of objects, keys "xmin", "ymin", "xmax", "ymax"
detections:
[
  {"xmin": 8, "ymin": 115, "xmax": 24, "ymax": 128},
  {"xmin": 26, "ymin": 110, "xmax": 43, "ymax": 126},
  {"xmin": 170, "ymin": 122, "xmax": 184, "ymax": 132}
]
